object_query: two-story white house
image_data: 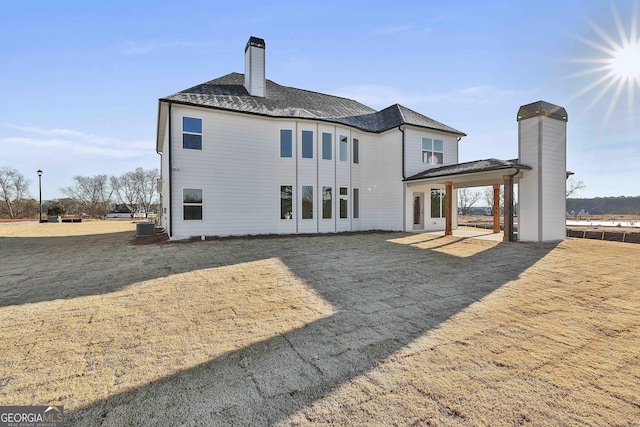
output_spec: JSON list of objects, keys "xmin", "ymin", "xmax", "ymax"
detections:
[{"xmin": 155, "ymin": 37, "xmax": 469, "ymax": 240}]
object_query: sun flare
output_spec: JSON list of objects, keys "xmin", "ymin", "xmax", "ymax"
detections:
[
  {"xmin": 569, "ymin": 2, "xmax": 640, "ymax": 134},
  {"xmin": 611, "ymin": 43, "xmax": 640, "ymax": 79}
]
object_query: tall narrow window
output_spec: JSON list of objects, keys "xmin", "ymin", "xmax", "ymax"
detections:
[
  {"xmin": 431, "ymin": 189, "xmax": 445, "ymax": 218},
  {"xmin": 353, "ymin": 138, "xmax": 359, "ymax": 164},
  {"xmin": 280, "ymin": 130, "xmax": 293, "ymax": 158},
  {"xmin": 280, "ymin": 185, "xmax": 292, "ymax": 219},
  {"xmin": 422, "ymin": 138, "xmax": 443, "ymax": 164},
  {"xmin": 339, "ymin": 135, "xmax": 348, "ymax": 161},
  {"xmin": 339, "ymin": 187, "xmax": 348, "ymax": 219},
  {"xmin": 183, "ymin": 188, "xmax": 203, "ymax": 220},
  {"xmin": 183, "ymin": 117, "xmax": 202, "ymax": 150},
  {"xmin": 302, "ymin": 131, "xmax": 313, "ymax": 159},
  {"xmin": 353, "ymin": 188, "xmax": 359, "ymax": 219},
  {"xmin": 302, "ymin": 185, "xmax": 313, "ymax": 219},
  {"xmin": 322, "ymin": 133, "xmax": 332, "ymax": 160},
  {"xmin": 322, "ymin": 186, "xmax": 332, "ymax": 219}
]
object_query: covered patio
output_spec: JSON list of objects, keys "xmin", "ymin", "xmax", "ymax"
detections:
[{"xmin": 404, "ymin": 158, "xmax": 532, "ymax": 242}]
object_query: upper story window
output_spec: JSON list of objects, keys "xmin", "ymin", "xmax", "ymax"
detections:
[
  {"xmin": 339, "ymin": 135, "xmax": 348, "ymax": 162},
  {"xmin": 322, "ymin": 133, "xmax": 332, "ymax": 160},
  {"xmin": 422, "ymin": 138, "xmax": 443, "ymax": 164},
  {"xmin": 183, "ymin": 117, "xmax": 202, "ymax": 150},
  {"xmin": 353, "ymin": 138, "xmax": 359, "ymax": 164},
  {"xmin": 280, "ymin": 130, "xmax": 293, "ymax": 158},
  {"xmin": 302, "ymin": 130, "xmax": 313, "ymax": 159}
]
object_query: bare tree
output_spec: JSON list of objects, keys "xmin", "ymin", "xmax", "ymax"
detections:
[
  {"xmin": 111, "ymin": 168, "xmax": 159, "ymax": 216},
  {"xmin": 566, "ymin": 178, "xmax": 586, "ymax": 198},
  {"xmin": 482, "ymin": 185, "xmax": 504, "ymax": 215},
  {"xmin": 0, "ymin": 167, "xmax": 31, "ymax": 218},
  {"xmin": 458, "ymin": 188, "xmax": 481, "ymax": 216},
  {"xmin": 61, "ymin": 175, "xmax": 113, "ymax": 218}
]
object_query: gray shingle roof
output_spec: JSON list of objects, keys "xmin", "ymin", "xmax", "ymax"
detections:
[
  {"xmin": 404, "ymin": 158, "xmax": 531, "ymax": 182},
  {"xmin": 161, "ymin": 73, "xmax": 466, "ymax": 136}
]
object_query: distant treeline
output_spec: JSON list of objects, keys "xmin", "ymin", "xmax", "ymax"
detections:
[{"xmin": 567, "ymin": 196, "xmax": 640, "ymax": 215}]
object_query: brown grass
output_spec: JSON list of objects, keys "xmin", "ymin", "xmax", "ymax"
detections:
[{"xmin": 1, "ymin": 221, "xmax": 639, "ymax": 426}]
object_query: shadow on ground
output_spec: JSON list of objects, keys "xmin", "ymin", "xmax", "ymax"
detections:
[{"xmin": 42, "ymin": 232, "xmax": 557, "ymax": 426}]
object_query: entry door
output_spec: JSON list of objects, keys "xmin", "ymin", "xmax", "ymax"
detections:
[{"xmin": 413, "ymin": 193, "xmax": 424, "ymax": 230}]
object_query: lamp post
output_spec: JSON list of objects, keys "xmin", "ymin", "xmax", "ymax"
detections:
[{"xmin": 37, "ymin": 169, "xmax": 43, "ymax": 223}]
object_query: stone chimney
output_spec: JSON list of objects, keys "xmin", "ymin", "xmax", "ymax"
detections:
[
  {"xmin": 244, "ymin": 36, "xmax": 266, "ymax": 97},
  {"xmin": 517, "ymin": 101, "xmax": 568, "ymax": 242}
]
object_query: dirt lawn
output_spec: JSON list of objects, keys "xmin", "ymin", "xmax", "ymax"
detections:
[{"xmin": 1, "ymin": 221, "xmax": 639, "ymax": 426}]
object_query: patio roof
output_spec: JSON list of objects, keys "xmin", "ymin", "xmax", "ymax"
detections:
[{"xmin": 403, "ymin": 158, "xmax": 532, "ymax": 188}]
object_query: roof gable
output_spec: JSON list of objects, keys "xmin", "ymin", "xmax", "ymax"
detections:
[{"xmin": 161, "ymin": 73, "xmax": 466, "ymax": 136}]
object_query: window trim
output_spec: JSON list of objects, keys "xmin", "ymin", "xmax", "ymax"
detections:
[
  {"xmin": 339, "ymin": 135, "xmax": 348, "ymax": 162},
  {"xmin": 353, "ymin": 138, "xmax": 359, "ymax": 164},
  {"xmin": 280, "ymin": 185, "xmax": 293, "ymax": 220},
  {"xmin": 182, "ymin": 116, "xmax": 203, "ymax": 150},
  {"xmin": 280, "ymin": 129, "xmax": 293, "ymax": 158},
  {"xmin": 322, "ymin": 132, "xmax": 332, "ymax": 160},
  {"xmin": 301, "ymin": 130, "xmax": 314, "ymax": 159},
  {"xmin": 430, "ymin": 188, "xmax": 445, "ymax": 219},
  {"xmin": 183, "ymin": 187, "xmax": 203, "ymax": 221},
  {"xmin": 301, "ymin": 185, "xmax": 314, "ymax": 219},
  {"xmin": 322, "ymin": 186, "xmax": 332, "ymax": 219},
  {"xmin": 422, "ymin": 138, "xmax": 444, "ymax": 165}
]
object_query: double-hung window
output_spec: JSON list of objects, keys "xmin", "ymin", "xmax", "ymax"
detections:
[
  {"xmin": 183, "ymin": 188, "xmax": 203, "ymax": 220},
  {"xmin": 183, "ymin": 117, "xmax": 202, "ymax": 150},
  {"xmin": 431, "ymin": 189, "xmax": 445, "ymax": 218},
  {"xmin": 422, "ymin": 138, "xmax": 443, "ymax": 164},
  {"xmin": 280, "ymin": 130, "xmax": 293, "ymax": 158}
]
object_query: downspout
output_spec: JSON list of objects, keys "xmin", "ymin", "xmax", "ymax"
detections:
[
  {"xmin": 399, "ymin": 125, "xmax": 406, "ymax": 231},
  {"xmin": 168, "ymin": 102, "xmax": 173, "ymax": 238}
]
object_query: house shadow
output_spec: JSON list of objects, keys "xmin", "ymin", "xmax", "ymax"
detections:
[{"xmin": 59, "ymin": 232, "xmax": 558, "ymax": 426}]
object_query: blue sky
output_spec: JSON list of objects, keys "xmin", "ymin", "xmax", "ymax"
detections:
[{"xmin": 1, "ymin": 0, "xmax": 638, "ymax": 199}]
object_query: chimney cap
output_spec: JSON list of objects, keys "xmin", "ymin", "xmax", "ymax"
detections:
[
  {"xmin": 517, "ymin": 100, "xmax": 567, "ymax": 122},
  {"xmin": 245, "ymin": 36, "xmax": 266, "ymax": 52}
]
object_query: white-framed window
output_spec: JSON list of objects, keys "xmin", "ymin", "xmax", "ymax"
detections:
[
  {"xmin": 353, "ymin": 188, "xmax": 359, "ymax": 219},
  {"xmin": 183, "ymin": 117, "xmax": 202, "ymax": 150},
  {"xmin": 422, "ymin": 138, "xmax": 443, "ymax": 164},
  {"xmin": 280, "ymin": 130, "xmax": 293, "ymax": 158},
  {"xmin": 280, "ymin": 185, "xmax": 293, "ymax": 219},
  {"xmin": 339, "ymin": 187, "xmax": 348, "ymax": 218},
  {"xmin": 322, "ymin": 133, "xmax": 332, "ymax": 160},
  {"xmin": 431, "ymin": 188, "xmax": 445, "ymax": 218},
  {"xmin": 302, "ymin": 131, "xmax": 313, "ymax": 159},
  {"xmin": 353, "ymin": 138, "xmax": 359, "ymax": 164},
  {"xmin": 339, "ymin": 135, "xmax": 348, "ymax": 162},
  {"xmin": 302, "ymin": 185, "xmax": 313, "ymax": 219},
  {"xmin": 183, "ymin": 188, "xmax": 203, "ymax": 220},
  {"xmin": 322, "ymin": 186, "xmax": 332, "ymax": 219}
]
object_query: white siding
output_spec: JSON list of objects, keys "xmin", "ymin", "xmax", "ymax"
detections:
[
  {"xmin": 518, "ymin": 116, "xmax": 567, "ymax": 242},
  {"xmin": 404, "ymin": 127, "xmax": 459, "ymax": 178},
  {"xmin": 164, "ymin": 105, "xmax": 458, "ymax": 238}
]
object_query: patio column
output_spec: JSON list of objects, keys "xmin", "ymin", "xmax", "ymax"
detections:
[
  {"xmin": 503, "ymin": 175, "xmax": 513, "ymax": 242},
  {"xmin": 493, "ymin": 184, "xmax": 500, "ymax": 233},
  {"xmin": 445, "ymin": 181, "xmax": 453, "ymax": 236}
]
